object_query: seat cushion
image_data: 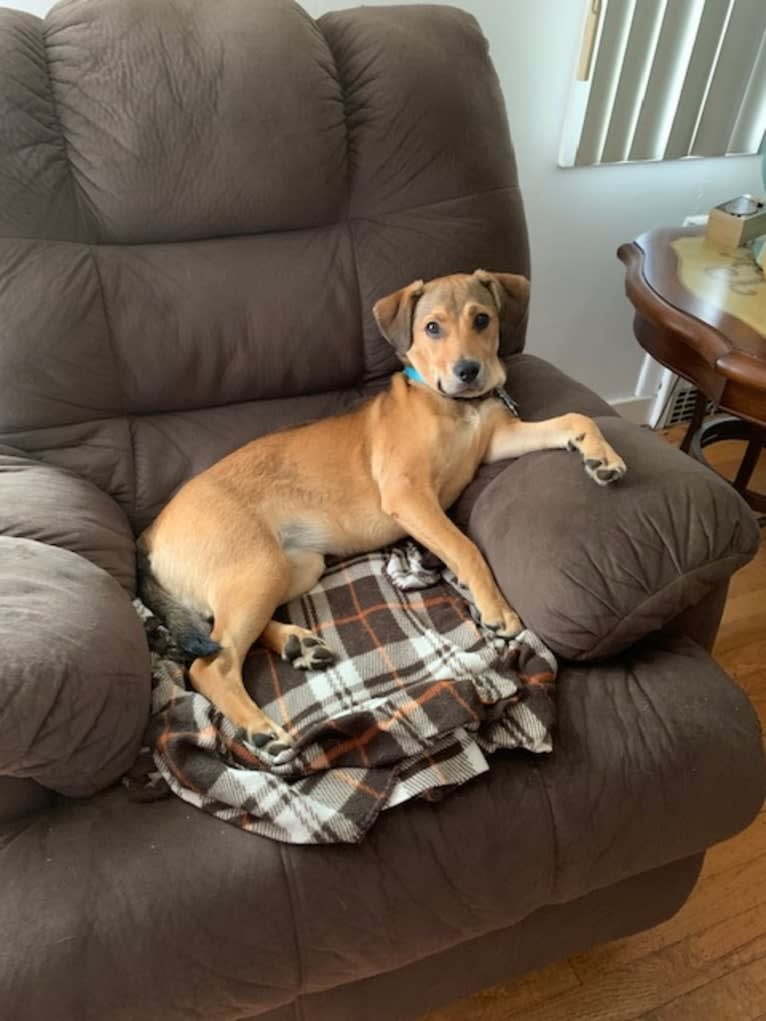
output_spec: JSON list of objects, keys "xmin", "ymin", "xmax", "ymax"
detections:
[
  {"xmin": 455, "ymin": 358, "xmax": 759, "ymax": 659},
  {"xmin": 0, "ymin": 634, "xmax": 761, "ymax": 1020},
  {"xmin": 0, "ymin": 538, "xmax": 150, "ymax": 797}
]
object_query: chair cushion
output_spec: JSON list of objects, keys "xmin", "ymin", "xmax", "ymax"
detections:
[
  {"xmin": 0, "ymin": 538, "xmax": 150, "ymax": 796},
  {"xmin": 459, "ymin": 408, "xmax": 759, "ymax": 659},
  {"xmin": 0, "ymin": 634, "xmax": 761, "ymax": 1019},
  {"xmin": 0, "ymin": 447, "xmax": 137, "ymax": 591}
]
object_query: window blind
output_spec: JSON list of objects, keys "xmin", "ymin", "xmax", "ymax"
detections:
[{"xmin": 561, "ymin": 0, "xmax": 766, "ymax": 167}]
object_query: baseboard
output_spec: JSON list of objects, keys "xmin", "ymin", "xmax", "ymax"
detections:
[{"xmin": 609, "ymin": 395, "xmax": 654, "ymax": 426}]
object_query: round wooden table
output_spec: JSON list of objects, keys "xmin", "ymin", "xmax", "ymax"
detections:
[{"xmin": 618, "ymin": 227, "xmax": 766, "ymax": 512}]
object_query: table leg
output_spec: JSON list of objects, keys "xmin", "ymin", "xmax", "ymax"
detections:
[
  {"xmin": 690, "ymin": 416, "xmax": 766, "ymax": 514},
  {"xmin": 733, "ymin": 430, "xmax": 766, "ymax": 494}
]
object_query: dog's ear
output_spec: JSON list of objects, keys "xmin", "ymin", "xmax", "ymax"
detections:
[
  {"xmin": 473, "ymin": 270, "xmax": 530, "ymax": 340},
  {"xmin": 372, "ymin": 279, "xmax": 425, "ymax": 355}
]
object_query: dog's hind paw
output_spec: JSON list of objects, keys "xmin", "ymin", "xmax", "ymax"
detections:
[
  {"xmin": 242, "ymin": 732, "xmax": 292, "ymax": 759},
  {"xmin": 478, "ymin": 604, "xmax": 523, "ymax": 640},
  {"xmin": 241, "ymin": 718, "xmax": 294, "ymax": 754},
  {"xmin": 283, "ymin": 631, "xmax": 336, "ymax": 671}
]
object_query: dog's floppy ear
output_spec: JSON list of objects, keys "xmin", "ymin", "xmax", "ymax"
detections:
[
  {"xmin": 372, "ymin": 279, "xmax": 425, "ymax": 355},
  {"xmin": 473, "ymin": 269, "xmax": 530, "ymax": 340}
]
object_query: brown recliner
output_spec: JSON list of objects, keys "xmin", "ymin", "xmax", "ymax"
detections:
[{"xmin": 0, "ymin": 2, "xmax": 762, "ymax": 1019}]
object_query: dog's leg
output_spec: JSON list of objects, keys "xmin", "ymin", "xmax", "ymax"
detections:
[
  {"xmin": 485, "ymin": 413, "xmax": 626, "ymax": 484},
  {"xmin": 380, "ymin": 484, "xmax": 521, "ymax": 637},
  {"xmin": 189, "ymin": 557, "xmax": 294, "ymax": 747},
  {"xmin": 259, "ymin": 551, "xmax": 336, "ymax": 670}
]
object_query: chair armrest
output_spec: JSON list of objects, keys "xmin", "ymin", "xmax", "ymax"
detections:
[
  {"xmin": 455, "ymin": 417, "xmax": 759, "ymax": 660},
  {"xmin": 0, "ymin": 450, "xmax": 149, "ymax": 796},
  {"xmin": 0, "ymin": 445, "xmax": 136, "ymax": 591}
]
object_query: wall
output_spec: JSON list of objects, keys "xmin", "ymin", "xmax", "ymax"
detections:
[
  {"xmin": 4, "ymin": 0, "xmax": 47, "ymax": 12},
  {"xmin": 10, "ymin": 0, "xmax": 762, "ymax": 402},
  {"xmin": 301, "ymin": 0, "xmax": 761, "ymax": 404}
]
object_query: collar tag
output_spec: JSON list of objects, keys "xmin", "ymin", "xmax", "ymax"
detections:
[{"xmin": 493, "ymin": 386, "xmax": 520, "ymax": 417}]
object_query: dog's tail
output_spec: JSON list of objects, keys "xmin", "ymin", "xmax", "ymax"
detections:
[{"xmin": 136, "ymin": 546, "xmax": 221, "ymax": 659}]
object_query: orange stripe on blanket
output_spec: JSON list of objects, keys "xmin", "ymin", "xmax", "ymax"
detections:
[
  {"xmin": 156, "ymin": 724, "xmax": 219, "ymax": 798},
  {"xmin": 308, "ymin": 678, "xmax": 479, "ymax": 767},
  {"xmin": 523, "ymin": 672, "xmax": 556, "ymax": 686},
  {"xmin": 340, "ymin": 564, "xmax": 407, "ymax": 692},
  {"xmin": 229, "ymin": 737, "xmax": 269, "ymax": 769},
  {"xmin": 334, "ymin": 769, "xmax": 386, "ymax": 800},
  {"xmin": 157, "ymin": 723, "xmax": 218, "ymax": 748},
  {"xmin": 312, "ymin": 594, "xmax": 466, "ymax": 632}
]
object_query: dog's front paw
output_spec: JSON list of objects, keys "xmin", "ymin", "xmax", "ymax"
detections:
[
  {"xmin": 568, "ymin": 431, "xmax": 626, "ymax": 486},
  {"xmin": 283, "ymin": 631, "xmax": 336, "ymax": 671},
  {"xmin": 583, "ymin": 447, "xmax": 627, "ymax": 486}
]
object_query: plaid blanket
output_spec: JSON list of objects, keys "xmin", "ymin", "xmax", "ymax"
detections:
[{"xmin": 125, "ymin": 543, "xmax": 556, "ymax": 844}]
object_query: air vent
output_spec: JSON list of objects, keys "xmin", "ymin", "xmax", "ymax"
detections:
[
  {"xmin": 666, "ymin": 384, "xmax": 701, "ymax": 426},
  {"xmin": 657, "ymin": 376, "xmax": 714, "ymax": 429}
]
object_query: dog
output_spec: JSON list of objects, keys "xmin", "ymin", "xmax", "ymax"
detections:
[{"xmin": 137, "ymin": 269, "xmax": 625, "ymax": 749}]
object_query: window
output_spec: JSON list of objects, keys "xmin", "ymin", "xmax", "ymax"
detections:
[{"xmin": 560, "ymin": 0, "xmax": 766, "ymax": 167}]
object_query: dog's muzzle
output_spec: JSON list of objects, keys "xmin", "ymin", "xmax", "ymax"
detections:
[
  {"xmin": 453, "ymin": 358, "xmax": 481, "ymax": 384},
  {"xmin": 438, "ymin": 358, "xmax": 486, "ymax": 397}
]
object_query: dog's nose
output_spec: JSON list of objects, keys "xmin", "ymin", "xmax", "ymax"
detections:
[{"xmin": 453, "ymin": 359, "xmax": 481, "ymax": 384}]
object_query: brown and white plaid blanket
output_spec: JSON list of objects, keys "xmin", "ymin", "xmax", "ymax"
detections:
[{"xmin": 125, "ymin": 542, "xmax": 556, "ymax": 844}]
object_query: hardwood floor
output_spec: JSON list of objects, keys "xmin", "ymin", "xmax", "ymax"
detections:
[{"xmin": 420, "ymin": 430, "xmax": 766, "ymax": 1021}]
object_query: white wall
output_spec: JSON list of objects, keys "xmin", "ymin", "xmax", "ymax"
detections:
[
  {"xmin": 13, "ymin": 0, "xmax": 762, "ymax": 401},
  {"xmin": 4, "ymin": 0, "xmax": 49, "ymax": 12},
  {"xmin": 302, "ymin": 0, "xmax": 761, "ymax": 401}
]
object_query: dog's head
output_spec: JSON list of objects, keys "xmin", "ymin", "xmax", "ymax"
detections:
[{"xmin": 372, "ymin": 269, "xmax": 529, "ymax": 398}]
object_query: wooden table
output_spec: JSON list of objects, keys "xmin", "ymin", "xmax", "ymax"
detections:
[{"xmin": 618, "ymin": 227, "xmax": 766, "ymax": 512}]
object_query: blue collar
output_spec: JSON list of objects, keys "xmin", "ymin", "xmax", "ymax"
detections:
[{"xmin": 403, "ymin": 365, "xmax": 425, "ymax": 384}]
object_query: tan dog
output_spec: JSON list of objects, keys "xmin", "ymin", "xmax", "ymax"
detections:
[{"xmin": 138, "ymin": 269, "xmax": 625, "ymax": 749}]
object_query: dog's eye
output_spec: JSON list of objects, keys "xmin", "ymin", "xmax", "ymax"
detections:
[
  {"xmin": 425, "ymin": 321, "xmax": 441, "ymax": 338},
  {"xmin": 474, "ymin": 312, "xmax": 490, "ymax": 331}
]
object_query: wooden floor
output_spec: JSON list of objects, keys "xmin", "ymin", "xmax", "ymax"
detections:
[{"xmin": 421, "ymin": 431, "xmax": 766, "ymax": 1021}]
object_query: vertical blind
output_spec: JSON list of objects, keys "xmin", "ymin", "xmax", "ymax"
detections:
[{"xmin": 560, "ymin": 0, "xmax": 766, "ymax": 167}]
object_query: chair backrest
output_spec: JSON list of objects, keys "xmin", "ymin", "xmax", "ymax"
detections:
[{"xmin": 0, "ymin": 0, "xmax": 529, "ymax": 530}]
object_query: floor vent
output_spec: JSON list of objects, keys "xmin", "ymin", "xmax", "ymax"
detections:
[
  {"xmin": 665, "ymin": 383, "xmax": 701, "ymax": 426},
  {"xmin": 657, "ymin": 376, "xmax": 714, "ymax": 429}
]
